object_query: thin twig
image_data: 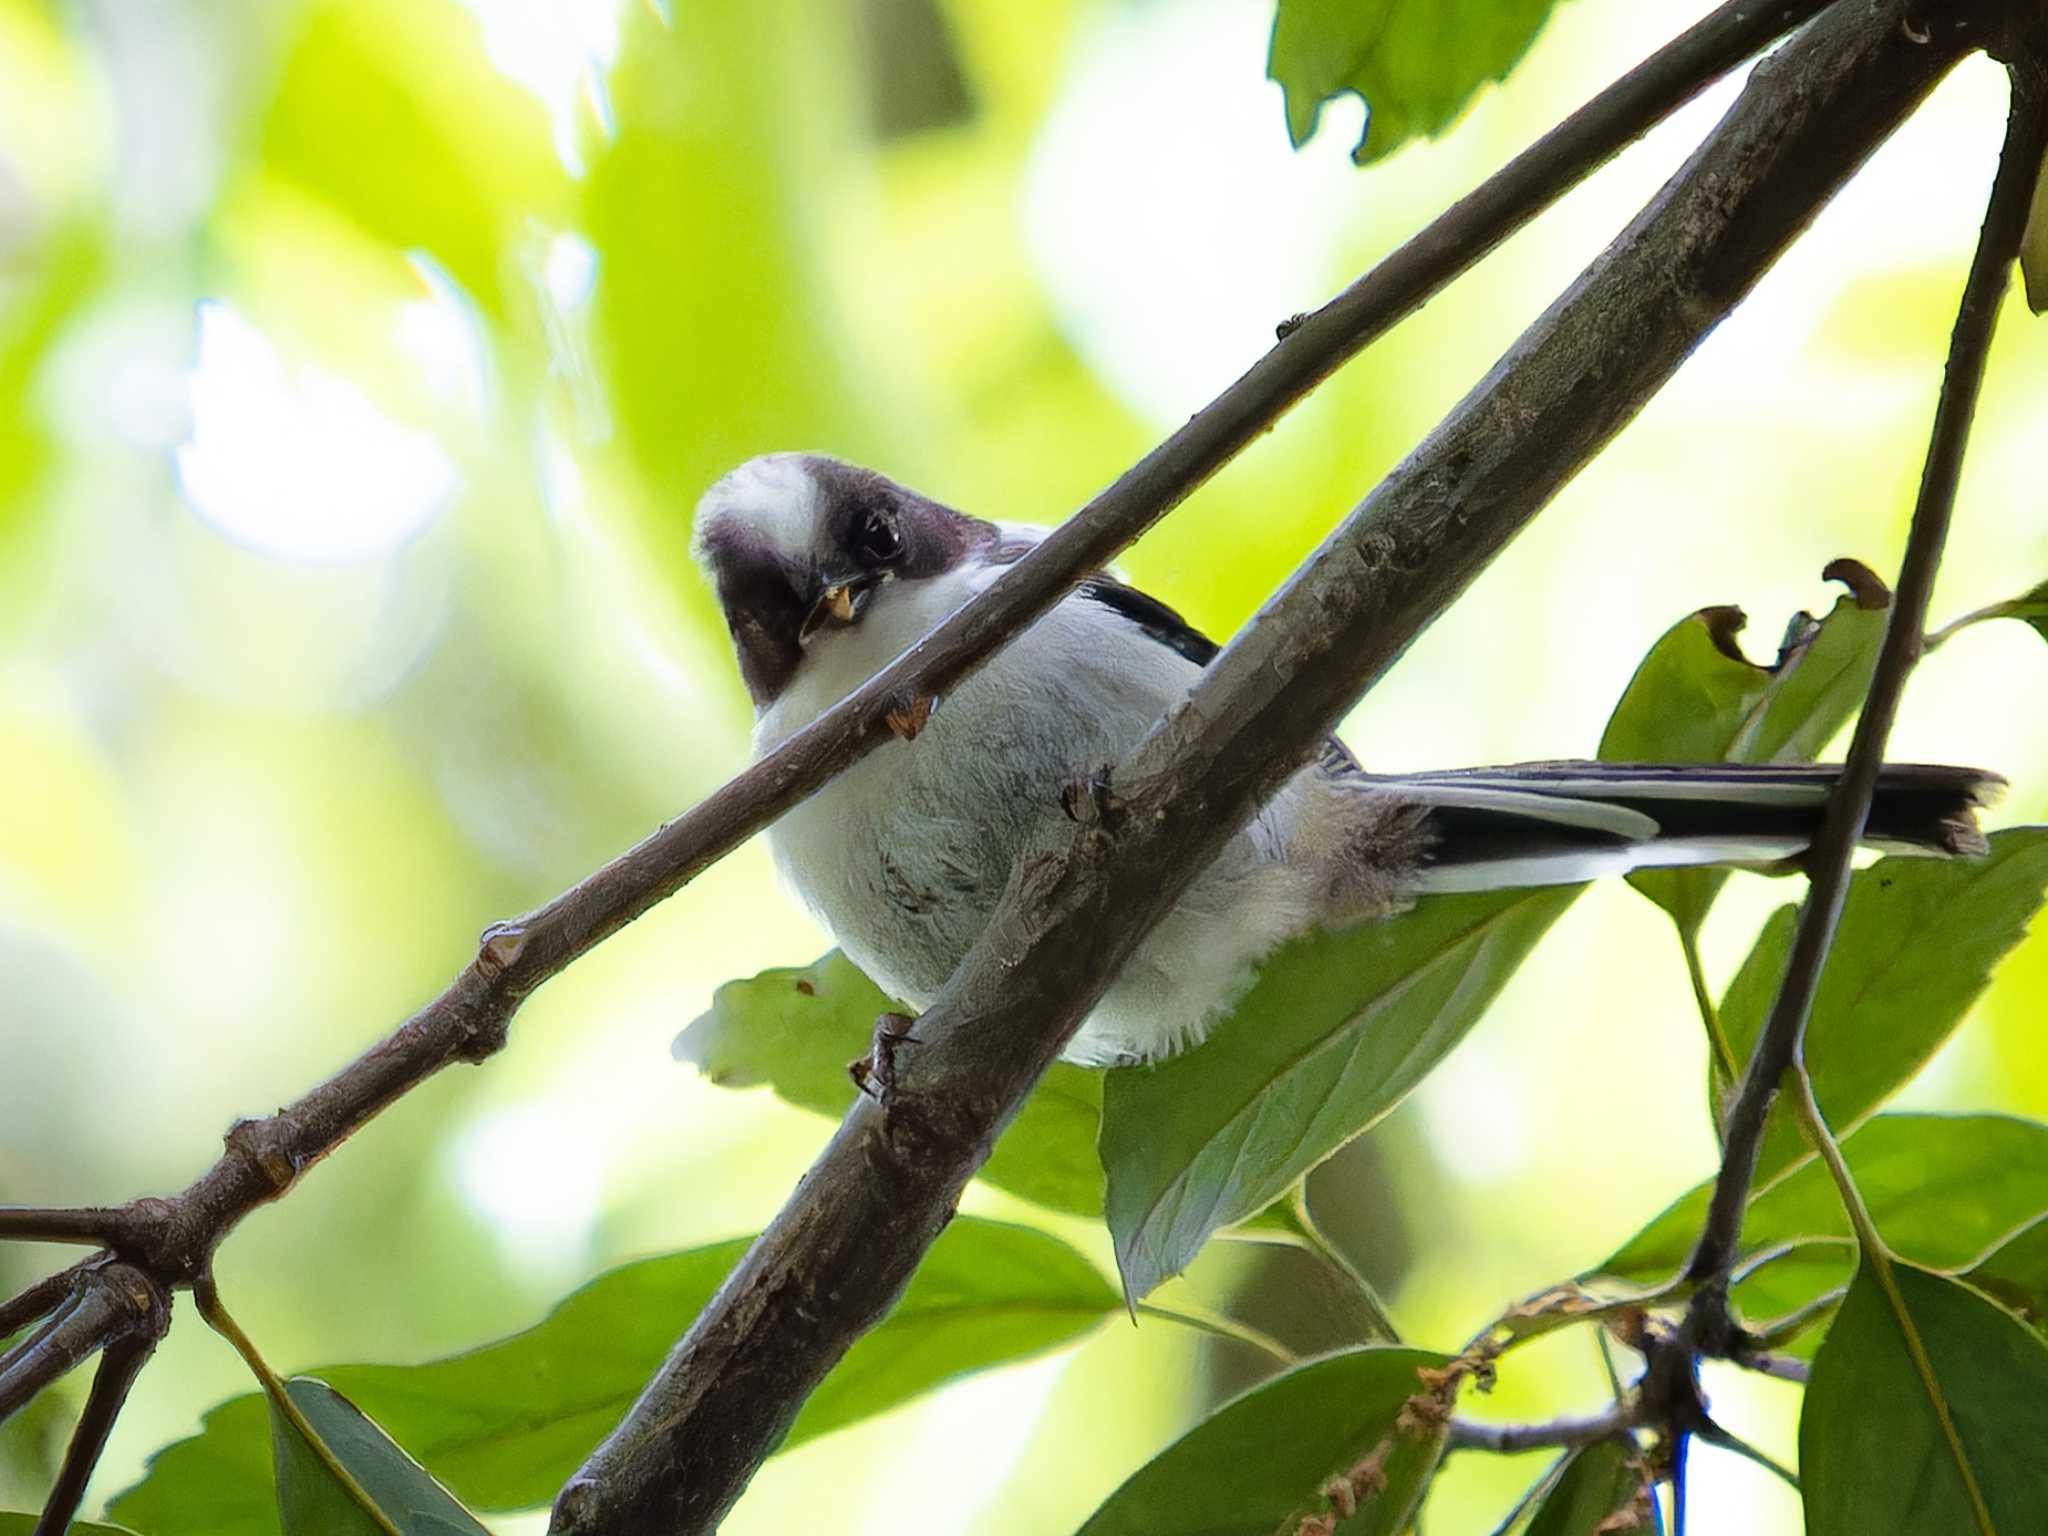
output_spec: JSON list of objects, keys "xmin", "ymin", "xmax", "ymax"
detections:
[
  {"xmin": 0, "ymin": 1260, "xmax": 96, "ymax": 1343},
  {"xmin": 1694, "ymin": 1416, "xmax": 1800, "ymax": 1492},
  {"xmin": 1923, "ymin": 595, "xmax": 2023, "ymax": 650},
  {"xmin": 1449, "ymin": 1400, "xmax": 1635, "ymax": 1454},
  {"xmin": 0, "ymin": 1264, "xmax": 162, "ymax": 1426},
  {"xmin": 1680, "ymin": 929, "xmax": 1740, "ymax": 1092},
  {"xmin": 33, "ymin": 1330, "xmax": 158, "ymax": 1536},
  {"xmin": 1732, "ymin": 1350, "xmax": 1810, "ymax": 1385},
  {"xmin": 1684, "ymin": 45, "xmax": 2048, "ymax": 1294},
  {"xmin": 1595, "ymin": 1326, "xmax": 1626, "ymax": 1397},
  {"xmin": 1728, "ymin": 1237, "xmax": 1851, "ymax": 1288},
  {"xmin": 1746, "ymin": 1285, "xmax": 1847, "ymax": 1351},
  {"xmin": 1787, "ymin": 1068, "xmax": 1888, "ymax": 1261},
  {"xmin": 1480, "ymin": 1279, "xmax": 1688, "ymax": 1356},
  {"xmin": 0, "ymin": 1209, "xmax": 133, "ymax": 1249},
  {"xmin": 0, "ymin": 1303, "xmax": 77, "ymax": 1419}
]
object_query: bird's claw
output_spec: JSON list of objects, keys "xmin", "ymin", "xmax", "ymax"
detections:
[
  {"xmin": 885, "ymin": 692, "xmax": 937, "ymax": 741},
  {"xmin": 849, "ymin": 1011, "xmax": 921, "ymax": 1104},
  {"xmin": 1060, "ymin": 765, "xmax": 1120, "ymax": 829}
]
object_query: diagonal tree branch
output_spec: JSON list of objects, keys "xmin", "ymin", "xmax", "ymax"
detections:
[
  {"xmin": 0, "ymin": 1210, "xmax": 135, "ymax": 1249},
  {"xmin": 32, "ymin": 1330, "xmax": 160, "ymax": 1536},
  {"xmin": 552, "ymin": 5, "xmax": 1996, "ymax": 1531},
  {"xmin": 1683, "ymin": 30, "xmax": 2048, "ymax": 1297},
  {"xmin": 0, "ymin": 1264, "xmax": 165, "ymax": 1425},
  {"xmin": 0, "ymin": 0, "xmax": 1829, "ymax": 1342},
  {"xmin": 0, "ymin": 1261, "xmax": 95, "ymax": 1344}
]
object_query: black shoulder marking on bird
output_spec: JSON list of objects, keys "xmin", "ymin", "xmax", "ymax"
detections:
[
  {"xmin": 1075, "ymin": 573, "xmax": 1361, "ymax": 777},
  {"xmin": 1076, "ymin": 574, "xmax": 1220, "ymax": 666}
]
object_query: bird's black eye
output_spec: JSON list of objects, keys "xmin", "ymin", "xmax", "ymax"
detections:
[{"xmin": 853, "ymin": 510, "xmax": 902, "ymax": 566}]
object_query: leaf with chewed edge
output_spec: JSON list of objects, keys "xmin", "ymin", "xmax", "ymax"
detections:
[
  {"xmin": 1597, "ymin": 578, "xmax": 1888, "ymax": 939},
  {"xmin": 1269, "ymin": 0, "xmax": 1564, "ymax": 165}
]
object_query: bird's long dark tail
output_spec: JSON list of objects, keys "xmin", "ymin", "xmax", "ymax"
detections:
[{"xmin": 1387, "ymin": 761, "xmax": 2003, "ymax": 894}]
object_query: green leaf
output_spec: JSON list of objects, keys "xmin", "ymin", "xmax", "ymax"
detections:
[
  {"xmin": 0, "ymin": 1521, "xmax": 137, "ymax": 1536},
  {"xmin": 1221, "ymin": 1189, "xmax": 1315, "ymax": 1244},
  {"xmin": 1965, "ymin": 1214, "xmax": 2048, "ymax": 1331},
  {"xmin": 112, "ymin": 1219, "xmax": 1115, "ymax": 1534},
  {"xmin": 1716, "ymin": 829, "xmax": 2048, "ymax": 1185},
  {"xmin": 271, "ymin": 1378, "xmax": 490, "ymax": 1536},
  {"xmin": 1597, "ymin": 585, "xmax": 1887, "ymax": 937},
  {"xmin": 676, "ymin": 951, "xmax": 1105, "ymax": 1217},
  {"xmin": 1802, "ymin": 1264, "xmax": 2048, "ymax": 1533},
  {"xmin": 1103, "ymin": 885, "xmax": 1576, "ymax": 1301},
  {"xmin": 2001, "ymin": 579, "xmax": 2048, "ymax": 645},
  {"xmin": 113, "ymin": 1395, "xmax": 273, "ymax": 1536},
  {"xmin": 1076, "ymin": 1346, "xmax": 1450, "ymax": 1536},
  {"xmin": 1268, "ymin": 0, "xmax": 1563, "ymax": 164},
  {"xmin": 1595, "ymin": 1114, "xmax": 2048, "ymax": 1336},
  {"xmin": 1522, "ymin": 1438, "xmax": 1649, "ymax": 1535}
]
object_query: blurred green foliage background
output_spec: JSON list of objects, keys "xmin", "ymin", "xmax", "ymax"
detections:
[{"xmin": 0, "ymin": 0, "xmax": 2042, "ymax": 1530}]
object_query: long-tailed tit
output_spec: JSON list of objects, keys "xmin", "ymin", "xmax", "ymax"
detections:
[{"xmin": 694, "ymin": 453, "xmax": 1999, "ymax": 1066}]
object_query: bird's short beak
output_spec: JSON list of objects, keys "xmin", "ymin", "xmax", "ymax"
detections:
[{"xmin": 799, "ymin": 569, "xmax": 880, "ymax": 641}]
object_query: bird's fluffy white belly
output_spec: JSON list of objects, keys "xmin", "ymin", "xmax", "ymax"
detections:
[{"xmin": 755, "ymin": 574, "xmax": 1321, "ymax": 1064}]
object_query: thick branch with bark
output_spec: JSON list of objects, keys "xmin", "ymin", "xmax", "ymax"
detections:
[
  {"xmin": 551, "ymin": 6, "xmax": 1991, "ymax": 1531},
  {"xmin": 0, "ymin": 0, "xmax": 1825, "ymax": 1435}
]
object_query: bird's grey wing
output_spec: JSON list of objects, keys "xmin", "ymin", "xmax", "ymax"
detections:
[{"xmin": 1020, "ymin": 560, "xmax": 1360, "ymax": 777}]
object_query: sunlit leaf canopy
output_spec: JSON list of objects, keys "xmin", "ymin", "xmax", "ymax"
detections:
[{"xmin": 0, "ymin": 0, "xmax": 2044, "ymax": 1532}]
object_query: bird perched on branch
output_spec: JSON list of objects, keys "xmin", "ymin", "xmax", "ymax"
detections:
[{"xmin": 694, "ymin": 453, "xmax": 2000, "ymax": 1067}]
